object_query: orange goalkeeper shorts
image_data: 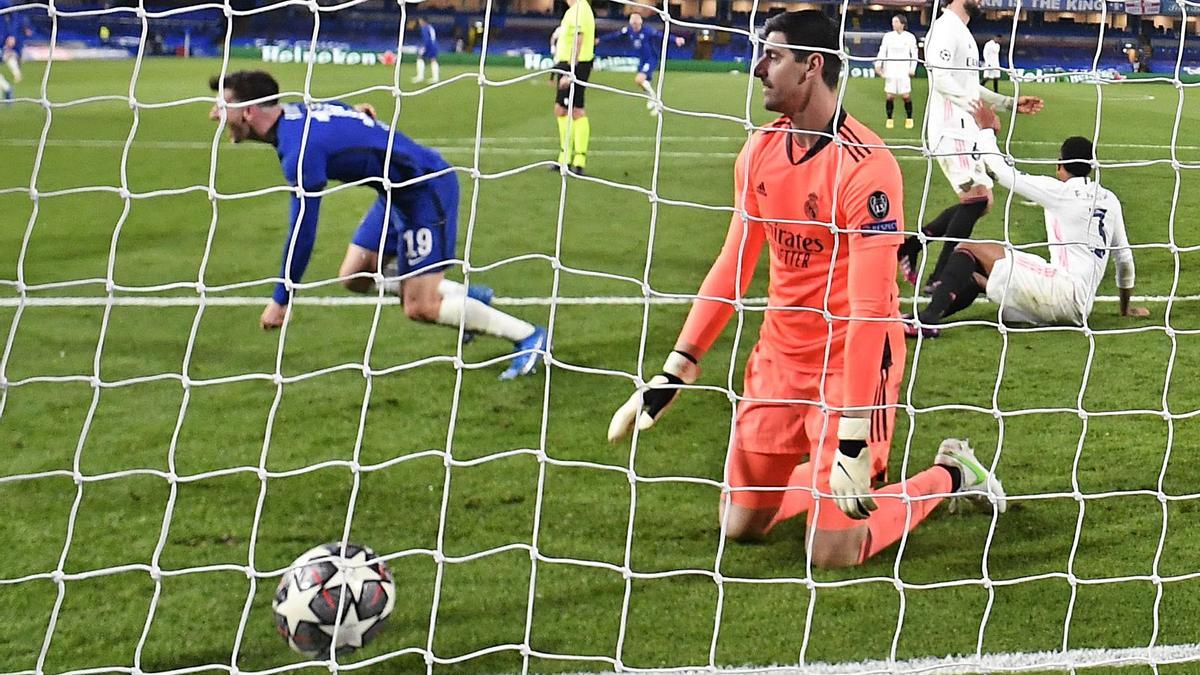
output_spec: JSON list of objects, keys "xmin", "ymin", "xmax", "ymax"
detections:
[{"xmin": 726, "ymin": 339, "xmax": 905, "ymax": 528}]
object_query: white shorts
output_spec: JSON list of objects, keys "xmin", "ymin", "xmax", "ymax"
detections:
[
  {"xmin": 884, "ymin": 75, "xmax": 911, "ymax": 96},
  {"xmin": 986, "ymin": 250, "xmax": 1086, "ymax": 326},
  {"xmin": 983, "ymin": 69, "xmax": 1001, "ymax": 80},
  {"xmin": 933, "ymin": 133, "xmax": 993, "ymax": 193}
]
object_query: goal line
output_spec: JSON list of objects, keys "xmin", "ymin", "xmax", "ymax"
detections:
[
  {"xmin": 569, "ymin": 641, "xmax": 1200, "ymax": 675},
  {"xmin": 0, "ymin": 294, "xmax": 1193, "ymax": 308}
]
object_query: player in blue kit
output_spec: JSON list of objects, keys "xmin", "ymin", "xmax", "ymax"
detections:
[
  {"xmin": 412, "ymin": 16, "xmax": 440, "ymax": 84},
  {"xmin": 208, "ymin": 70, "xmax": 547, "ymax": 380},
  {"xmin": 0, "ymin": 0, "xmax": 33, "ymax": 101},
  {"xmin": 596, "ymin": 13, "xmax": 684, "ymax": 115}
]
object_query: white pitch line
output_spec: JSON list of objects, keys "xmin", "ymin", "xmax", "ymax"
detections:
[
  {"xmin": 573, "ymin": 642, "xmax": 1200, "ymax": 675},
  {"xmin": 0, "ymin": 294, "xmax": 1194, "ymax": 308},
  {"xmin": 1, "ymin": 136, "xmax": 1198, "ymax": 152}
]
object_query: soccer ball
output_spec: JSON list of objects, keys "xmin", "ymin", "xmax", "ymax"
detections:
[{"xmin": 272, "ymin": 542, "xmax": 396, "ymax": 657}]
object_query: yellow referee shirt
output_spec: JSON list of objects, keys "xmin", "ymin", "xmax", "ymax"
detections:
[{"xmin": 554, "ymin": 0, "xmax": 594, "ymax": 63}]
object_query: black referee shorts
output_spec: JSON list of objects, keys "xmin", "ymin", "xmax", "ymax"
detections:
[{"xmin": 554, "ymin": 60, "xmax": 593, "ymax": 109}]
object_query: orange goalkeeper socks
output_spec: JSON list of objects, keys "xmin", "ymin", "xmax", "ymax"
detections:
[{"xmin": 859, "ymin": 466, "xmax": 953, "ymax": 563}]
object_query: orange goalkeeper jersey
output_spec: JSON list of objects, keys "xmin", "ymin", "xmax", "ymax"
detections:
[{"xmin": 678, "ymin": 111, "xmax": 905, "ymax": 411}]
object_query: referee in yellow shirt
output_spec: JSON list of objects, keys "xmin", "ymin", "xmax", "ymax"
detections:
[{"xmin": 552, "ymin": 0, "xmax": 594, "ymax": 175}]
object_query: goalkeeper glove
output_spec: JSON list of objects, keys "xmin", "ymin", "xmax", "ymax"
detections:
[
  {"xmin": 828, "ymin": 416, "xmax": 877, "ymax": 520},
  {"xmin": 607, "ymin": 350, "xmax": 700, "ymax": 442}
]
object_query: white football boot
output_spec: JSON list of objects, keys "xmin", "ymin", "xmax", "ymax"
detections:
[{"xmin": 935, "ymin": 438, "xmax": 1007, "ymax": 514}]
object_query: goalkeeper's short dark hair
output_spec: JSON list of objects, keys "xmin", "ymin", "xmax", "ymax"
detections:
[
  {"xmin": 208, "ymin": 70, "xmax": 280, "ymax": 105},
  {"xmin": 1059, "ymin": 136, "xmax": 1095, "ymax": 178},
  {"xmin": 762, "ymin": 10, "xmax": 842, "ymax": 88}
]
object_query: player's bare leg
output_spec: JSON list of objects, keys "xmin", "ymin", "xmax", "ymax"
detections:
[
  {"xmin": 719, "ymin": 502, "xmax": 777, "ymax": 543},
  {"xmin": 405, "ymin": 271, "xmax": 546, "ymax": 379},
  {"xmin": 339, "ymin": 244, "xmax": 387, "ymax": 295}
]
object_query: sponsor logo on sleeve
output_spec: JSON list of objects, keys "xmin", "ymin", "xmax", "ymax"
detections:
[{"xmin": 862, "ymin": 220, "xmax": 899, "ymax": 236}]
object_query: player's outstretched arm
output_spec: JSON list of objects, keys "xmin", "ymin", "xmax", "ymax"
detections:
[
  {"xmin": 972, "ymin": 104, "xmax": 1065, "ymax": 208},
  {"xmin": 609, "ymin": 149, "xmax": 765, "ymax": 442},
  {"xmin": 607, "ymin": 213, "xmax": 765, "ymax": 441}
]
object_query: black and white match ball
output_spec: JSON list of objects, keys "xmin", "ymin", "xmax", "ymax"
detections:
[{"xmin": 272, "ymin": 542, "xmax": 396, "ymax": 657}]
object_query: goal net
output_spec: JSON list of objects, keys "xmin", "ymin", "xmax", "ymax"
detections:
[{"xmin": 2, "ymin": 0, "xmax": 1199, "ymax": 672}]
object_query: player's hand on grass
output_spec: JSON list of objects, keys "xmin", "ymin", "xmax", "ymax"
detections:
[
  {"xmin": 829, "ymin": 416, "xmax": 877, "ymax": 520},
  {"xmin": 1016, "ymin": 95, "xmax": 1044, "ymax": 115},
  {"xmin": 1122, "ymin": 306, "xmax": 1150, "ymax": 318},
  {"xmin": 972, "ymin": 101, "xmax": 1000, "ymax": 132},
  {"xmin": 260, "ymin": 301, "xmax": 287, "ymax": 330},
  {"xmin": 607, "ymin": 350, "xmax": 700, "ymax": 442},
  {"xmin": 354, "ymin": 103, "xmax": 377, "ymax": 120}
]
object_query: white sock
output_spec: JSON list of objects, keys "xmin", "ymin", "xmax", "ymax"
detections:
[
  {"xmin": 639, "ymin": 79, "xmax": 655, "ymax": 97},
  {"xmin": 0, "ymin": 74, "xmax": 10, "ymax": 96},
  {"xmin": 414, "ymin": 59, "xmax": 425, "ymax": 81},
  {"xmin": 438, "ymin": 278, "xmax": 467, "ymax": 299},
  {"xmin": 436, "ymin": 295, "xmax": 535, "ymax": 342},
  {"xmin": 430, "ymin": 61, "xmax": 440, "ymax": 81}
]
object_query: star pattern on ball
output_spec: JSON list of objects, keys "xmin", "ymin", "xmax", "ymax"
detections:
[
  {"xmin": 274, "ymin": 573, "xmax": 324, "ymax": 635},
  {"xmin": 317, "ymin": 599, "xmax": 378, "ymax": 649},
  {"xmin": 325, "ymin": 547, "xmax": 384, "ymax": 601}
]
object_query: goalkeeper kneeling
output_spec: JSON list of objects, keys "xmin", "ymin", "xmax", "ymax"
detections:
[{"xmin": 607, "ymin": 10, "xmax": 1006, "ymax": 569}]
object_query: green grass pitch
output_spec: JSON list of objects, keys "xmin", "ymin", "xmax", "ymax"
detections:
[{"xmin": 3, "ymin": 56, "xmax": 1200, "ymax": 673}]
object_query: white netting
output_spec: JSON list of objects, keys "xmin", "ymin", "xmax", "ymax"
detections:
[{"xmin": 3, "ymin": 0, "xmax": 1200, "ymax": 672}]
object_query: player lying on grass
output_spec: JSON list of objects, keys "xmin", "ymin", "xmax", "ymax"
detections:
[
  {"xmin": 607, "ymin": 11, "xmax": 1005, "ymax": 569},
  {"xmin": 908, "ymin": 103, "xmax": 1148, "ymax": 335},
  {"xmin": 596, "ymin": 12, "xmax": 685, "ymax": 115},
  {"xmin": 896, "ymin": 0, "xmax": 1042, "ymax": 299},
  {"xmin": 207, "ymin": 70, "xmax": 547, "ymax": 380}
]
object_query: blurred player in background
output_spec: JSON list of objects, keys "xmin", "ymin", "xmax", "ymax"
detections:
[
  {"xmin": 911, "ymin": 103, "xmax": 1147, "ymax": 334},
  {"xmin": 0, "ymin": 0, "xmax": 32, "ymax": 102},
  {"xmin": 411, "ymin": 16, "xmax": 440, "ymax": 84},
  {"xmin": 874, "ymin": 14, "xmax": 917, "ymax": 129},
  {"xmin": 596, "ymin": 12, "xmax": 685, "ymax": 116},
  {"xmin": 551, "ymin": 0, "xmax": 594, "ymax": 175},
  {"xmin": 208, "ymin": 70, "xmax": 547, "ymax": 379},
  {"xmin": 982, "ymin": 34, "xmax": 1002, "ymax": 92},
  {"xmin": 897, "ymin": 0, "xmax": 1042, "ymax": 308},
  {"xmin": 607, "ymin": 11, "xmax": 1005, "ymax": 569}
]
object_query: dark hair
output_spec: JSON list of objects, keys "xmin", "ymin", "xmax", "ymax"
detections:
[
  {"xmin": 1059, "ymin": 136, "xmax": 1094, "ymax": 177},
  {"xmin": 208, "ymin": 70, "xmax": 280, "ymax": 105},
  {"xmin": 893, "ymin": 14, "xmax": 907, "ymax": 26},
  {"xmin": 762, "ymin": 10, "xmax": 842, "ymax": 88}
]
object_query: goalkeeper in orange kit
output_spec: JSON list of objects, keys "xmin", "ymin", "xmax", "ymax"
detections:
[{"xmin": 608, "ymin": 11, "xmax": 1006, "ymax": 568}]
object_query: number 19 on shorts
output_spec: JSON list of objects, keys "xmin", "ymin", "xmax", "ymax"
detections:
[{"xmin": 403, "ymin": 228, "xmax": 434, "ymax": 262}]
